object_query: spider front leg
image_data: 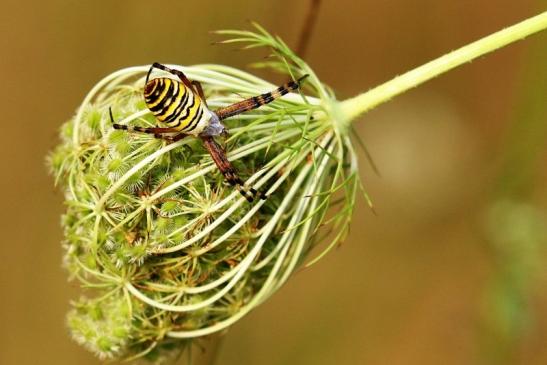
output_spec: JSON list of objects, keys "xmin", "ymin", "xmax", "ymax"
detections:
[
  {"xmin": 215, "ymin": 74, "xmax": 309, "ymax": 121},
  {"xmin": 109, "ymin": 107, "xmax": 187, "ymax": 142},
  {"xmin": 201, "ymin": 136, "xmax": 266, "ymax": 202}
]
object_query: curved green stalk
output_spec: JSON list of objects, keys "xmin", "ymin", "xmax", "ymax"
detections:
[{"xmin": 339, "ymin": 11, "xmax": 547, "ymax": 125}]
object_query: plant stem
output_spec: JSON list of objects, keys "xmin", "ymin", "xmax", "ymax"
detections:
[
  {"xmin": 339, "ymin": 11, "xmax": 547, "ymax": 125},
  {"xmin": 296, "ymin": 0, "xmax": 322, "ymax": 57}
]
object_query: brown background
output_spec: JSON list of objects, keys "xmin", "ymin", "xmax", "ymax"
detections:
[{"xmin": 1, "ymin": 1, "xmax": 546, "ymax": 364}]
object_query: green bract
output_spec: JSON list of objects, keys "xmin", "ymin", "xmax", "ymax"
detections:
[{"xmin": 49, "ymin": 25, "xmax": 362, "ymax": 362}]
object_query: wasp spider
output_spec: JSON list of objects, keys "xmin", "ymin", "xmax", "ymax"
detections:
[{"xmin": 110, "ymin": 62, "xmax": 307, "ymax": 202}]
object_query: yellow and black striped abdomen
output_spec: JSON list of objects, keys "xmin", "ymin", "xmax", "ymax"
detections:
[{"xmin": 144, "ymin": 77, "xmax": 207, "ymax": 133}]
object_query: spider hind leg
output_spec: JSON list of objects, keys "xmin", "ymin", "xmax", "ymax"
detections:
[{"xmin": 147, "ymin": 62, "xmax": 197, "ymax": 94}]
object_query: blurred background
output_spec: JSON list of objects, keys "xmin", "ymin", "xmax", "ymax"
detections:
[{"xmin": 1, "ymin": 1, "xmax": 546, "ymax": 364}]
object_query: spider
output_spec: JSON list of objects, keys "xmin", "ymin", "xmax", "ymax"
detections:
[{"xmin": 110, "ymin": 62, "xmax": 307, "ymax": 202}]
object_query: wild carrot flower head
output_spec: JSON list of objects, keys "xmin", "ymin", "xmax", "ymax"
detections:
[{"xmin": 48, "ymin": 24, "xmax": 365, "ymax": 362}]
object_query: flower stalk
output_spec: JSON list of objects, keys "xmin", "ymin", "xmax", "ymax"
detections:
[{"xmin": 340, "ymin": 11, "xmax": 547, "ymax": 125}]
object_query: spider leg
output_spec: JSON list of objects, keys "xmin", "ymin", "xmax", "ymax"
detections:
[
  {"xmin": 109, "ymin": 107, "xmax": 186, "ymax": 141},
  {"xmin": 145, "ymin": 64, "xmax": 155, "ymax": 85},
  {"xmin": 215, "ymin": 74, "xmax": 309, "ymax": 121},
  {"xmin": 148, "ymin": 62, "xmax": 197, "ymax": 94},
  {"xmin": 192, "ymin": 80, "xmax": 208, "ymax": 107},
  {"xmin": 158, "ymin": 133, "xmax": 188, "ymax": 143},
  {"xmin": 201, "ymin": 135, "xmax": 266, "ymax": 202}
]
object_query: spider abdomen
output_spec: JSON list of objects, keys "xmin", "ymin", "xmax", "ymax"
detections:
[{"xmin": 144, "ymin": 77, "xmax": 210, "ymax": 135}]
